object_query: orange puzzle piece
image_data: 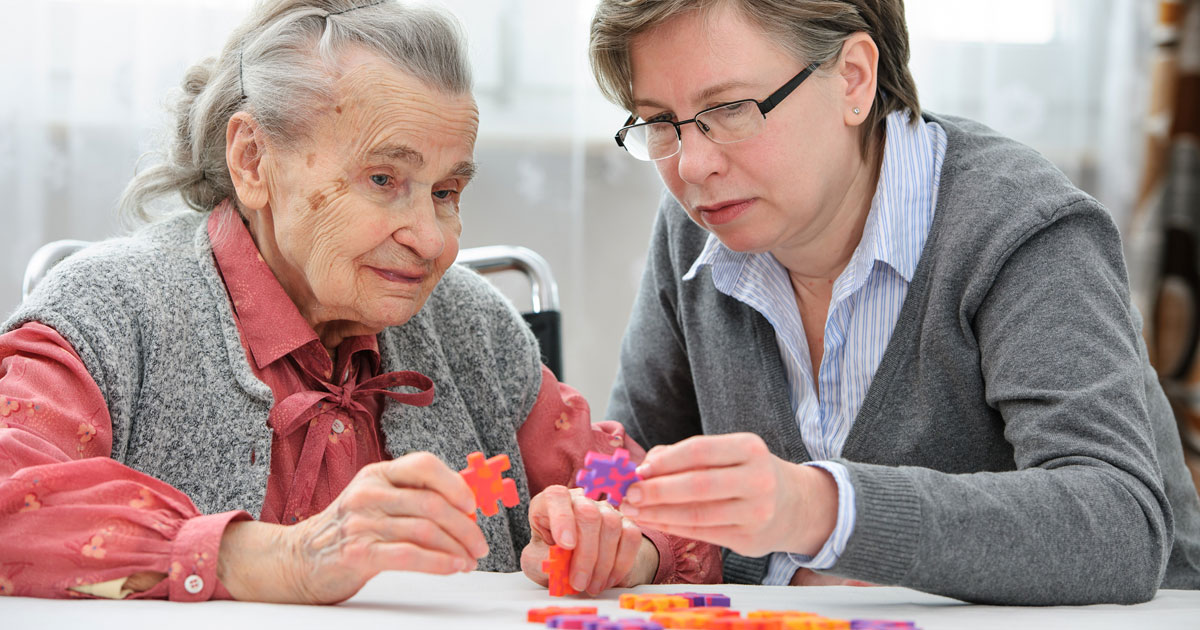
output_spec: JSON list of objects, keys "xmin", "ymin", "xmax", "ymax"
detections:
[
  {"xmin": 542, "ymin": 544, "xmax": 577, "ymax": 596},
  {"xmin": 459, "ymin": 451, "xmax": 519, "ymax": 517}
]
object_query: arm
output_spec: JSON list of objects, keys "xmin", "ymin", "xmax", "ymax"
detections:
[
  {"xmin": 517, "ymin": 365, "xmax": 721, "ymax": 592},
  {"xmin": 0, "ymin": 322, "xmax": 249, "ymax": 600},
  {"xmin": 625, "ymin": 206, "xmax": 1173, "ymax": 604}
]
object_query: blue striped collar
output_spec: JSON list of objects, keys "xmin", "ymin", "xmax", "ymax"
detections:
[{"xmin": 683, "ymin": 110, "xmax": 939, "ymax": 293}]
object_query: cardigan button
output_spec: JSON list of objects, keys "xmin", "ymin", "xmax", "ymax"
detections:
[{"xmin": 331, "ymin": 419, "xmax": 345, "ymax": 434}]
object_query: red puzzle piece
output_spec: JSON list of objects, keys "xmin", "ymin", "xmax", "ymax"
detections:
[
  {"xmin": 527, "ymin": 606, "xmax": 598, "ymax": 622},
  {"xmin": 542, "ymin": 544, "xmax": 577, "ymax": 596},
  {"xmin": 459, "ymin": 451, "xmax": 519, "ymax": 517}
]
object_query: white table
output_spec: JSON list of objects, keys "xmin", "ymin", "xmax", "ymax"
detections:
[{"xmin": 3, "ymin": 571, "xmax": 1198, "ymax": 629}]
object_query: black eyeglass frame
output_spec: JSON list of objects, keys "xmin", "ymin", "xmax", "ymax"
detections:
[{"xmin": 613, "ymin": 61, "xmax": 822, "ymax": 158}]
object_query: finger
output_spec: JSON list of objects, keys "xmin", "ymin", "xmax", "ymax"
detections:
[
  {"xmin": 537, "ymin": 485, "xmax": 579, "ymax": 549},
  {"xmin": 569, "ymin": 497, "xmax": 603, "ymax": 592},
  {"xmin": 607, "ymin": 519, "xmax": 643, "ymax": 589},
  {"xmin": 587, "ymin": 504, "xmax": 624, "ymax": 593},
  {"xmin": 369, "ymin": 515, "xmax": 480, "ymax": 565},
  {"xmin": 357, "ymin": 486, "xmax": 490, "ymax": 559},
  {"xmin": 367, "ymin": 542, "xmax": 472, "ymax": 576},
  {"xmin": 637, "ymin": 433, "xmax": 767, "ymax": 479},
  {"xmin": 625, "ymin": 467, "xmax": 752, "ymax": 507},
  {"xmin": 520, "ymin": 540, "xmax": 551, "ymax": 587},
  {"xmin": 625, "ymin": 497, "xmax": 750, "ymax": 529},
  {"xmin": 378, "ymin": 452, "xmax": 478, "ymax": 516}
]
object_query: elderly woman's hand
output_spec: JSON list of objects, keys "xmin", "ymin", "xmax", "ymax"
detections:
[
  {"xmin": 520, "ymin": 485, "xmax": 657, "ymax": 595},
  {"xmin": 217, "ymin": 452, "xmax": 487, "ymax": 604},
  {"xmin": 619, "ymin": 433, "xmax": 838, "ymax": 559}
]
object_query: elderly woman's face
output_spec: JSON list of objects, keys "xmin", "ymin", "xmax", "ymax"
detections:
[{"xmin": 257, "ymin": 50, "xmax": 478, "ymax": 336}]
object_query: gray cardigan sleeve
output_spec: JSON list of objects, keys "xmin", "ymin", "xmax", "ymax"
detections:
[
  {"xmin": 831, "ymin": 201, "xmax": 1171, "ymax": 604},
  {"xmin": 607, "ymin": 198, "xmax": 704, "ymax": 448}
]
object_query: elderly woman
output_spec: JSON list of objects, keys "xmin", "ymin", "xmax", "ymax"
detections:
[
  {"xmin": 0, "ymin": 0, "xmax": 715, "ymax": 603},
  {"xmin": 524, "ymin": 0, "xmax": 1200, "ymax": 606}
]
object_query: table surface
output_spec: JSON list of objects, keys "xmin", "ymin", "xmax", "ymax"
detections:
[{"xmin": 4, "ymin": 571, "xmax": 1198, "ymax": 629}]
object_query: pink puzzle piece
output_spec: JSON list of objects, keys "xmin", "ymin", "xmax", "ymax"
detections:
[
  {"xmin": 459, "ymin": 451, "xmax": 519, "ymax": 517},
  {"xmin": 574, "ymin": 448, "xmax": 641, "ymax": 507}
]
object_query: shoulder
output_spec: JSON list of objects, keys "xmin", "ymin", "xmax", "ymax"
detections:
[
  {"xmin": 427, "ymin": 263, "xmax": 530, "ymax": 327},
  {"xmin": 416, "ymin": 263, "xmax": 540, "ymax": 365},
  {"xmin": 19, "ymin": 212, "xmax": 208, "ymax": 306},
  {"xmin": 924, "ymin": 112, "xmax": 1112, "ymax": 262}
]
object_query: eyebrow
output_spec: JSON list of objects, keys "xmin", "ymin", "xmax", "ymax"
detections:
[
  {"xmin": 367, "ymin": 144, "xmax": 476, "ymax": 181},
  {"xmin": 451, "ymin": 161, "xmax": 478, "ymax": 180},
  {"xmin": 368, "ymin": 143, "xmax": 425, "ymax": 168},
  {"xmin": 633, "ymin": 80, "xmax": 757, "ymax": 114}
]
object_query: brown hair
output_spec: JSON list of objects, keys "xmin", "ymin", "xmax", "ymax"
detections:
[{"xmin": 589, "ymin": 0, "xmax": 920, "ymax": 156}]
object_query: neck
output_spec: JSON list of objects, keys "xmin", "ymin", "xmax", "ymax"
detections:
[
  {"xmin": 242, "ymin": 205, "xmax": 374, "ymax": 357},
  {"xmin": 774, "ymin": 131, "xmax": 884, "ymax": 287}
]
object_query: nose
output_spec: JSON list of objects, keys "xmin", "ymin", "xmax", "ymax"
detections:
[
  {"xmin": 393, "ymin": 194, "xmax": 447, "ymax": 261},
  {"xmin": 674, "ymin": 121, "xmax": 725, "ymax": 185}
]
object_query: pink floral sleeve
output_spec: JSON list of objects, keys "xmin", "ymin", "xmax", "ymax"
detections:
[
  {"xmin": 0, "ymin": 322, "xmax": 249, "ymax": 600},
  {"xmin": 517, "ymin": 365, "xmax": 722, "ymax": 584}
]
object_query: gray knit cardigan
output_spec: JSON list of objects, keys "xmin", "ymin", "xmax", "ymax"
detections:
[
  {"xmin": 5, "ymin": 212, "xmax": 542, "ymax": 572},
  {"xmin": 608, "ymin": 113, "xmax": 1200, "ymax": 604}
]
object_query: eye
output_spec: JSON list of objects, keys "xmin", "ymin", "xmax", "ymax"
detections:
[
  {"xmin": 647, "ymin": 113, "xmax": 674, "ymax": 124},
  {"xmin": 369, "ymin": 174, "xmax": 392, "ymax": 187},
  {"xmin": 432, "ymin": 189, "xmax": 457, "ymax": 200}
]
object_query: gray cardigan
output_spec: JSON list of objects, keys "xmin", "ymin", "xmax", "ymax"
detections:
[
  {"xmin": 5, "ymin": 211, "xmax": 543, "ymax": 572},
  {"xmin": 608, "ymin": 113, "xmax": 1200, "ymax": 604}
]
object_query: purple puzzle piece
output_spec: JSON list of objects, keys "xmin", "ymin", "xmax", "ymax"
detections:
[
  {"xmin": 548, "ymin": 614, "xmax": 609, "ymax": 629},
  {"xmin": 589, "ymin": 620, "xmax": 665, "ymax": 630},
  {"xmin": 575, "ymin": 448, "xmax": 641, "ymax": 507}
]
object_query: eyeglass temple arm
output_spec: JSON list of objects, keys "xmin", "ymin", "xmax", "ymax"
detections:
[
  {"xmin": 758, "ymin": 62, "xmax": 821, "ymax": 115},
  {"xmin": 614, "ymin": 114, "xmax": 637, "ymax": 148}
]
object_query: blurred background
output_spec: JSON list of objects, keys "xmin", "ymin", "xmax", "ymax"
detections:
[{"xmin": 0, "ymin": 0, "xmax": 1196, "ymax": 467}]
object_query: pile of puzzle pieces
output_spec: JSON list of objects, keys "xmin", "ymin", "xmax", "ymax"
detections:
[{"xmin": 528, "ymin": 593, "xmax": 918, "ymax": 630}]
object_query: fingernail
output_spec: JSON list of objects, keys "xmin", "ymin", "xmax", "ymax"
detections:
[
  {"xmin": 454, "ymin": 558, "xmax": 466, "ymax": 571},
  {"xmin": 635, "ymin": 464, "xmax": 650, "ymax": 478},
  {"xmin": 622, "ymin": 504, "xmax": 639, "ymax": 517},
  {"xmin": 625, "ymin": 487, "xmax": 643, "ymax": 504},
  {"xmin": 560, "ymin": 529, "xmax": 576, "ymax": 548},
  {"xmin": 572, "ymin": 572, "xmax": 588, "ymax": 591},
  {"xmin": 474, "ymin": 543, "xmax": 489, "ymax": 558}
]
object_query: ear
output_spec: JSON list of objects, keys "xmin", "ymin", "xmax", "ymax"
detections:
[
  {"xmin": 226, "ymin": 112, "xmax": 270, "ymax": 213},
  {"xmin": 836, "ymin": 32, "xmax": 879, "ymax": 127}
]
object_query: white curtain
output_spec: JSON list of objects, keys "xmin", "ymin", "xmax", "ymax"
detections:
[{"xmin": 0, "ymin": 0, "xmax": 1152, "ymax": 418}]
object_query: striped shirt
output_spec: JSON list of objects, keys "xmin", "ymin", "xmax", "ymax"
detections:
[{"xmin": 682, "ymin": 110, "xmax": 947, "ymax": 583}]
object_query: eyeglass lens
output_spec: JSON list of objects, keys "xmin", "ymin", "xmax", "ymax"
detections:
[{"xmin": 623, "ymin": 100, "xmax": 765, "ymax": 161}]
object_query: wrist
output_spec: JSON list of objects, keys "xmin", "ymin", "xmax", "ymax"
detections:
[
  {"xmin": 789, "ymin": 464, "xmax": 838, "ymax": 556},
  {"xmin": 627, "ymin": 535, "xmax": 660, "ymax": 586},
  {"xmin": 218, "ymin": 520, "xmax": 300, "ymax": 603}
]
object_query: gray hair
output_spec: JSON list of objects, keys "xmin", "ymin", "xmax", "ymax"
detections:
[
  {"xmin": 589, "ymin": 0, "xmax": 920, "ymax": 157},
  {"xmin": 121, "ymin": 0, "xmax": 472, "ymax": 221}
]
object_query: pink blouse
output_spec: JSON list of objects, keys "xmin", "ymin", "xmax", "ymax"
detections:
[{"xmin": 0, "ymin": 204, "xmax": 719, "ymax": 601}]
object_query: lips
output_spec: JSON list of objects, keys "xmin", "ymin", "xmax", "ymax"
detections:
[
  {"xmin": 693, "ymin": 198, "xmax": 754, "ymax": 226},
  {"xmin": 369, "ymin": 266, "xmax": 426, "ymax": 284}
]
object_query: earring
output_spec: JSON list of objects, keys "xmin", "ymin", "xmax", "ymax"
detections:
[{"xmin": 853, "ymin": 107, "xmax": 861, "ymax": 115}]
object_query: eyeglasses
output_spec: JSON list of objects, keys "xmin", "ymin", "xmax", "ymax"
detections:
[{"xmin": 614, "ymin": 62, "xmax": 821, "ymax": 162}]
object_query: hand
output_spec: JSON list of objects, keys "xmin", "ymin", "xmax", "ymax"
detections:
[
  {"xmin": 620, "ymin": 433, "xmax": 838, "ymax": 559},
  {"xmin": 218, "ymin": 452, "xmax": 488, "ymax": 604},
  {"xmin": 520, "ymin": 485, "xmax": 658, "ymax": 595}
]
